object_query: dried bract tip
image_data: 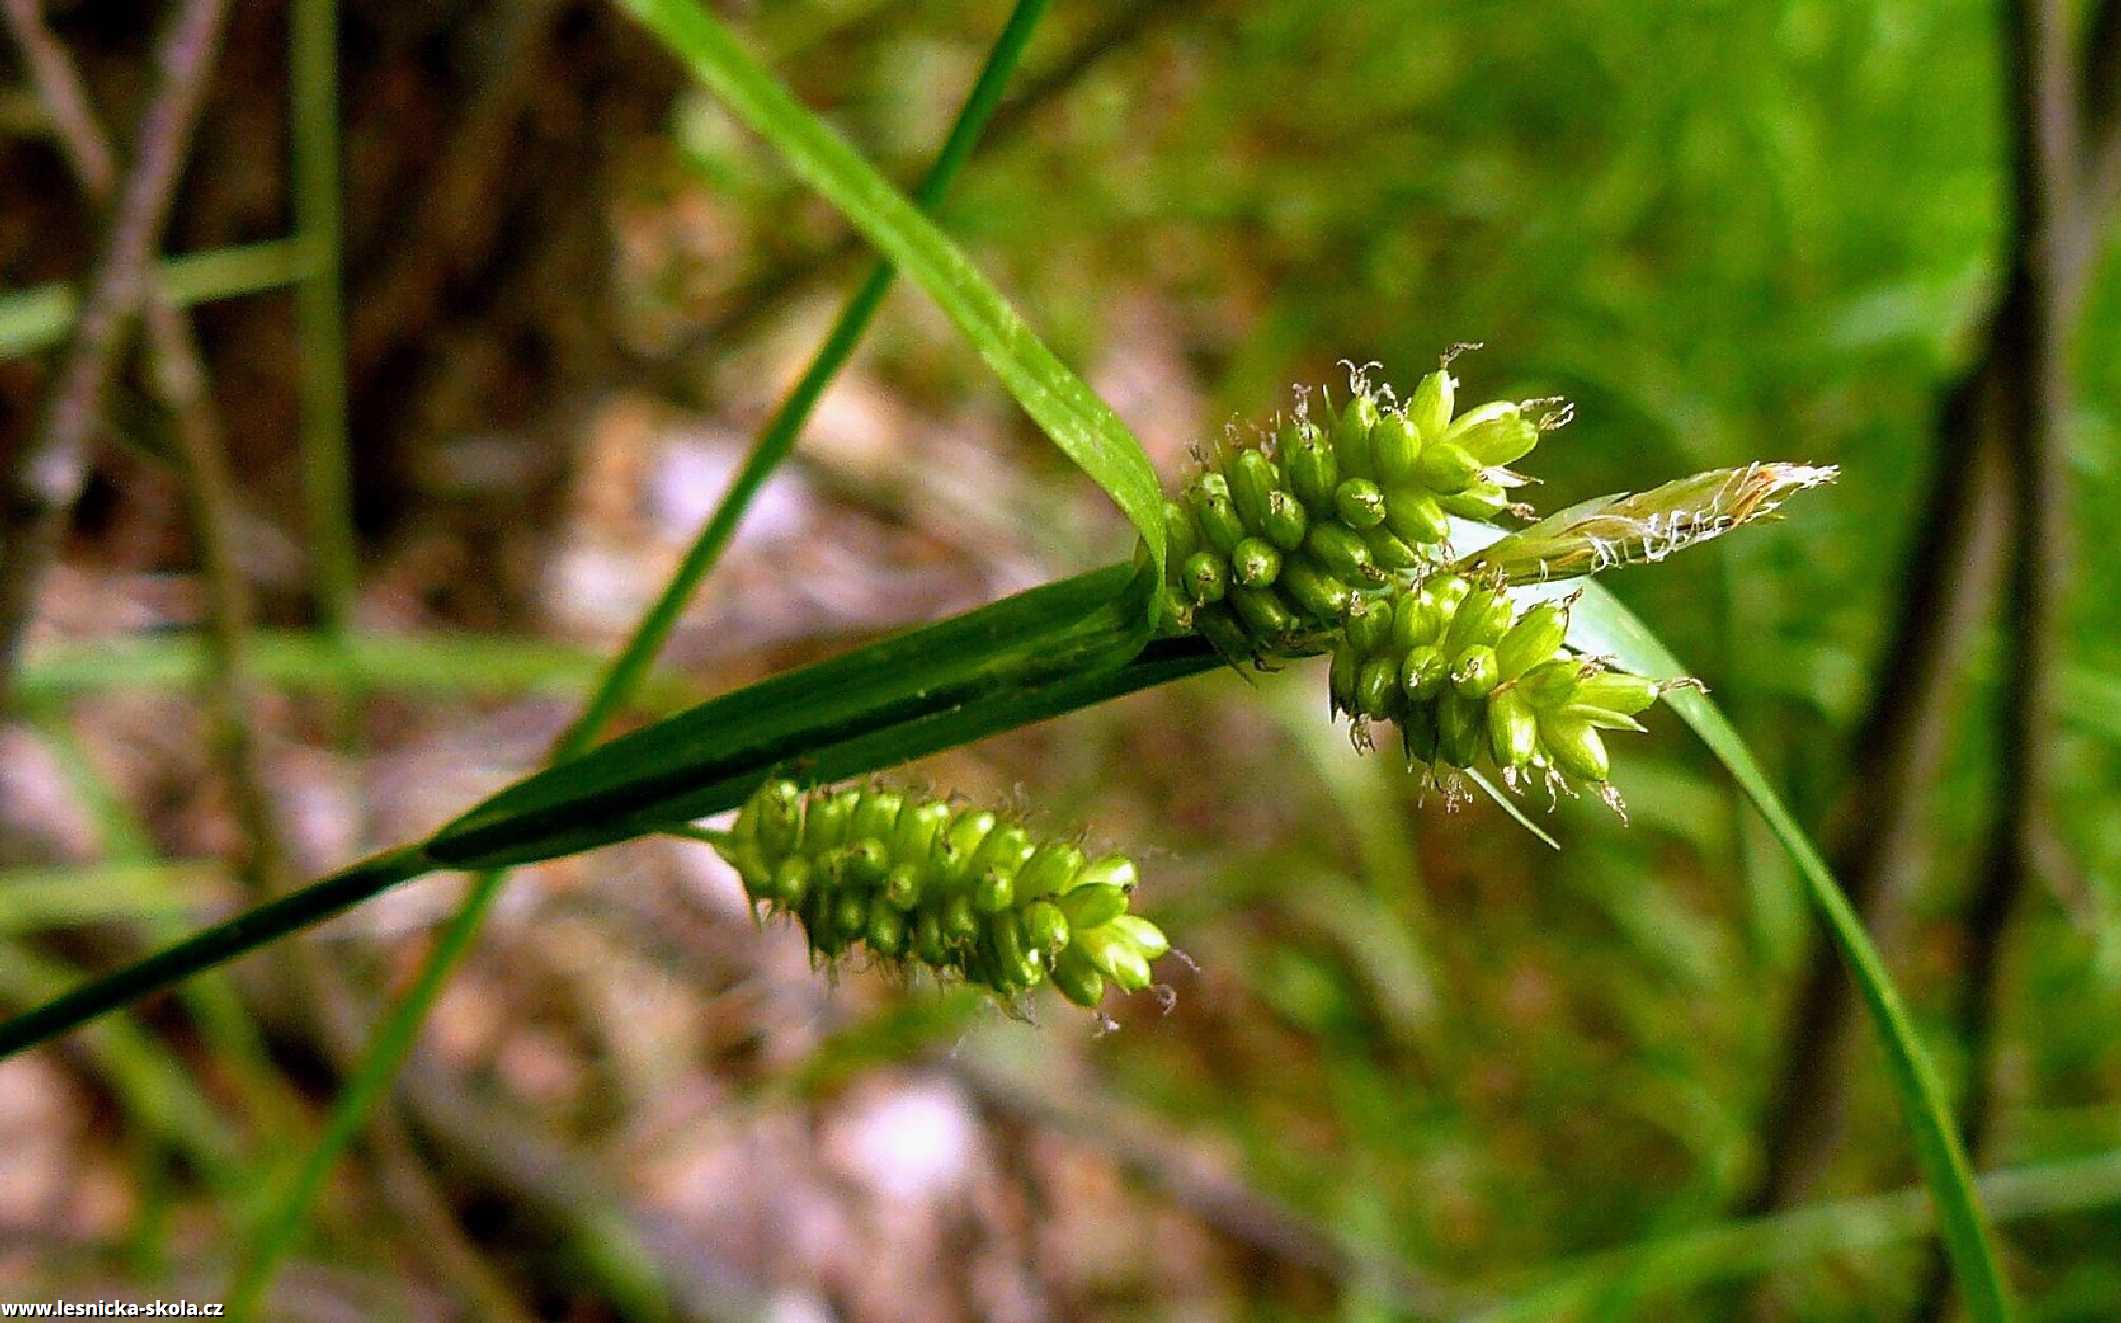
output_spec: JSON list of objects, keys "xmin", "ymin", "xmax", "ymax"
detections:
[{"xmin": 1451, "ymin": 462, "xmax": 1838, "ymax": 584}]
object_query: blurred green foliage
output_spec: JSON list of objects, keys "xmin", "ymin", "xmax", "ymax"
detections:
[
  {"xmin": 665, "ymin": 0, "xmax": 2117, "ymax": 1314},
  {"xmin": 8, "ymin": 0, "xmax": 2120, "ymax": 1315}
]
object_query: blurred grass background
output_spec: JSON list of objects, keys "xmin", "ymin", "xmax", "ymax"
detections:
[{"xmin": 1, "ymin": 0, "xmax": 2118, "ymax": 1318}]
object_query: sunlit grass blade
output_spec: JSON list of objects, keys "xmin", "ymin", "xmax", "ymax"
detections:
[
  {"xmin": 616, "ymin": 0, "xmax": 1168, "ymax": 584},
  {"xmin": 1565, "ymin": 580, "xmax": 2012, "ymax": 1322},
  {"xmin": 0, "ymin": 861, "xmax": 222, "ymax": 933},
  {"xmin": 16, "ymin": 630, "xmax": 698, "ymax": 707},
  {"xmin": 0, "ymin": 237, "xmax": 314, "ymax": 357},
  {"xmin": 1467, "ymin": 1146, "xmax": 2121, "ymax": 1321}
]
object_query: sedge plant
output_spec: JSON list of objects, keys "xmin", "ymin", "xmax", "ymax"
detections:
[{"xmin": 0, "ymin": 2, "xmax": 2013, "ymax": 1318}]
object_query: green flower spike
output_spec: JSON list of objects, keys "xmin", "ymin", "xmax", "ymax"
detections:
[
  {"xmin": 1155, "ymin": 359, "xmax": 1567, "ymax": 657},
  {"xmin": 1327, "ymin": 571, "xmax": 1691, "ymax": 818},
  {"xmin": 714, "ymin": 779, "xmax": 1172, "ymax": 1010}
]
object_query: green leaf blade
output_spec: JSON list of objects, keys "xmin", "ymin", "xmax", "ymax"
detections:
[
  {"xmin": 1567, "ymin": 580, "xmax": 2013, "ymax": 1323},
  {"xmin": 426, "ymin": 564, "xmax": 1153, "ymax": 869},
  {"xmin": 616, "ymin": 0, "xmax": 1167, "ymax": 586}
]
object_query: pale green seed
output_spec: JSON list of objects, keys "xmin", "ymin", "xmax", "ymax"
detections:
[
  {"xmin": 1357, "ymin": 656, "xmax": 1401, "ymax": 718},
  {"xmin": 1414, "ymin": 441, "xmax": 1483, "ymax": 494},
  {"xmin": 1305, "ymin": 523, "xmax": 1380, "ymax": 583},
  {"xmin": 1449, "ymin": 400, "xmax": 1540, "ymax": 465},
  {"xmin": 1495, "ymin": 603, "xmax": 1569, "ymax": 680},
  {"xmin": 1517, "ymin": 658, "xmax": 1583, "ymax": 708},
  {"xmin": 1282, "ymin": 422, "xmax": 1338, "ymax": 510},
  {"xmin": 1263, "ymin": 490, "xmax": 1309, "ymax": 551},
  {"xmin": 1408, "ymin": 369, "xmax": 1455, "ymax": 440},
  {"xmin": 1371, "ymin": 412, "xmax": 1422, "ymax": 484},
  {"xmin": 1279, "ymin": 563, "xmax": 1353, "ymax": 619},
  {"xmin": 1541, "ymin": 712, "xmax": 1610, "ymax": 781},
  {"xmin": 1229, "ymin": 586, "xmax": 1300, "ymax": 639},
  {"xmin": 1229, "ymin": 448, "xmax": 1280, "ymax": 532},
  {"xmin": 1451, "ymin": 644, "xmax": 1500, "ymax": 698},
  {"xmin": 1400, "ymin": 644, "xmax": 1447, "ymax": 700},
  {"xmin": 1333, "ymin": 478, "xmax": 1388, "ymax": 529},
  {"xmin": 1572, "ymin": 670, "xmax": 1662, "ymax": 715},
  {"xmin": 1362, "ymin": 526, "xmax": 1422, "ymax": 571},
  {"xmin": 1183, "ymin": 551, "xmax": 1228, "ymax": 605},
  {"xmin": 1231, "ymin": 537, "xmax": 1282, "ymax": 588},
  {"xmin": 1332, "ymin": 392, "xmax": 1380, "ymax": 480},
  {"xmin": 1382, "ymin": 488, "xmax": 1451, "ymax": 545},
  {"xmin": 1488, "ymin": 688, "xmax": 1540, "ymax": 766}
]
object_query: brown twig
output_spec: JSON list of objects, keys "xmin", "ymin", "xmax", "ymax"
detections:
[
  {"xmin": 1742, "ymin": 333, "xmax": 2013, "ymax": 1220},
  {"xmin": 342, "ymin": 0, "xmax": 569, "ymax": 381},
  {"xmin": 950, "ymin": 1055, "xmax": 1471, "ymax": 1317},
  {"xmin": 1744, "ymin": 0, "xmax": 2120, "ymax": 1234},
  {"xmin": 3, "ymin": 14, "xmax": 537, "ymax": 1317},
  {"xmin": 0, "ymin": 0, "xmax": 115, "ymax": 195},
  {"xmin": 0, "ymin": 0, "xmax": 231, "ymax": 708},
  {"xmin": 1907, "ymin": 0, "xmax": 2087, "ymax": 1318},
  {"xmin": 1, "ymin": 0, "xmax": 282, "ymax": 898}
]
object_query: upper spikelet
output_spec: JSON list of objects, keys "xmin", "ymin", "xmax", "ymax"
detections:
[{"xmin": 1157, "ymin": 360, "xmax": 1568, "ymax": 658}]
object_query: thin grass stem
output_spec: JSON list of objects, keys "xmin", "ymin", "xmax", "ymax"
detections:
[{"xmin": 229, "ymin": 2, "xmax": 1054, "ymax": 1310}]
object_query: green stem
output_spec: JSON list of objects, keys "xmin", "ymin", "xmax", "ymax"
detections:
[
  {"xmin": 229, "ymin": 3, "xmax": 1053, "ymax": 1310},
  {"xmin": 292, "ymin": 0, "xmax": 354, "ymax": 640},
  {"xmin": 0, "ymin": 845, "xmax": 433, "ymax": 1058}
]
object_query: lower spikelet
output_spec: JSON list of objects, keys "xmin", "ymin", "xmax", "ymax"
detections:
[
  {"xmin": 1328, "ymin": 570, "xmax": 1684, "ymax": 815},
  {"xmin": 715, "ymin": 780, "xmax": 1170, "ymax": 1008}
]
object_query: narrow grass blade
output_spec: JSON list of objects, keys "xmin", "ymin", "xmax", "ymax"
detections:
[
  {"xmin": 291, "ymin": 0, "xmax": 355, "ymax": 638},
  {"xmin": 0, "ymin": 942, "xmax": 244, "ymax": 1180},
  {"xmin": 1566, "ymin": 581, "xmax": 2012, "ymax": 1322},
  {"xmin": 1467, "ymin": 1146, "xmax": 2121, "ymax": 1322},
  {"xmin": 0, "ymin": 237, "xmax": 314, "ymax": 357},
  {"xmin": 234, "ymin": 6, "xmax": 1062, "ymax": 1310},
  {"xmin": 0, "ymin": 861, "xmax": 223, "ymax": 933},
  {"xmin": 17, "ymin": 630, "xmax": 698, "ymax": 708},
  {"xmin": 1465, "ymin": 767, "xmax": 1561, "ymax": 850},
  {"xmin": 617, "ymin": 0, "xmax": 1169, "ymax": 582},
  {"xmin": 557, "ymin": 0, "xmax": 1050, "ymax": 756}
]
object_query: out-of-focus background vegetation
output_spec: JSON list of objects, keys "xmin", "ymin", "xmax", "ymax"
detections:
[{"xmin": 2, "ymin": 0, "xmax": 2119, "ymax": 1318}]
